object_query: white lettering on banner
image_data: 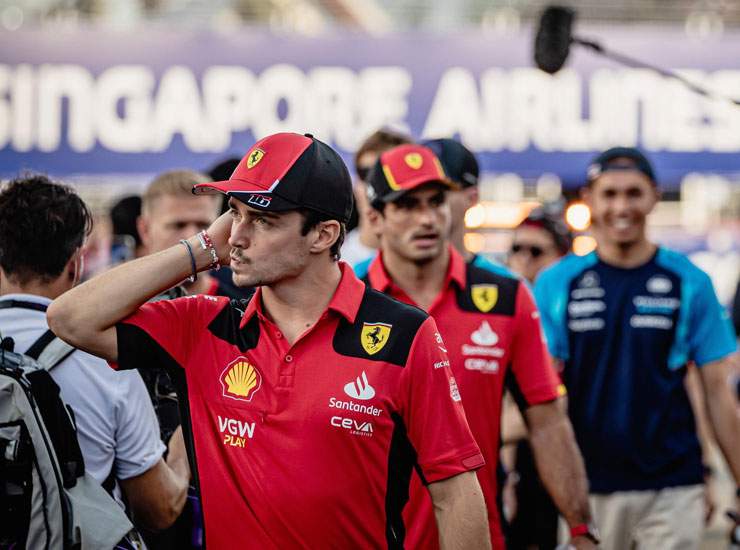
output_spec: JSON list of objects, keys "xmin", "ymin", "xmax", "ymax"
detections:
[
  {"xmin": 96, "ymin": 66, "xmax": 155, "ymax": 152},
  {"xmin": 202, "ymin": 66, "xmax": 254, "ymax": 150},
  {"xmin": 1, "ymin": 63, "xmax": 740, "ymax": 154},
  {"xmin": 422, "ymin": 67, "xmax": 740, "ymax": 152}
]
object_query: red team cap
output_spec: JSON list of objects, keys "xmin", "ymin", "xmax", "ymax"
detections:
[
  {"xmin": 366, "ymin": 143, "xmax": 458, "ymax": 208},
  {"xmin": 194, "ymin": 132, "xmax": 353, "ymax": 223}
]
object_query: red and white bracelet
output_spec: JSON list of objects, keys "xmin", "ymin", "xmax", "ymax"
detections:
[{"xmin": 196, "ymin": 230, "xmax": 221, "ymax": 271}]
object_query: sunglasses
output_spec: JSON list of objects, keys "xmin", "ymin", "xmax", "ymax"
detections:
[
  {"xmin": 356, "ymin": 166, "xmax": 372, "ymax": 183},
  {"xmin": 510, "ymin": 243, "xmax": 551, "ymax": 258}
]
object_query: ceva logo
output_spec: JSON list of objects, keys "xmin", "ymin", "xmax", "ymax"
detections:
[
  {"xmin": 343, "ymin": 371, "xmax": 375, "ymax": 400},
  {"xmin": 330, "ymin": 416, "xmax": 374, "ymax": 437}
]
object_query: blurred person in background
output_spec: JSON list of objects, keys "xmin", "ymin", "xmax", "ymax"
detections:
[
  {"xmin": 360, "ymin": 143, "xmax": 597, "ymax": 549},
  {"xmin": 508, "ymin": 207, "xmax": 572, "ymax": 285},
  {"xmin": 423, "ymin": 138, "xmax": 482, "ymax": 263},
  {"xmin": 502, "ymin": 207, "xmax": 572, "ymax": 549},
  {"xmin": 138, "ymin": 169, "xmax": 243, "ymax": 300},
  {"xmin": 535, "ymin": 147, "xmax": 740, "ymax": 550},
  {"xmin": 343, "ymin": 128, "xmax": 412, "ymax": 266},
  {"xmin": 0, "ymin": 175, "xmax": 189, "ymax": 538},
  {"xmin": 110, "ymin": 195, "xmax": 144, "ymax": 262}
]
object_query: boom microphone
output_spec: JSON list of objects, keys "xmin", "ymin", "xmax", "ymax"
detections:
[
  {"xmin": 534, "ymin": 6, "xmax": 575, "ymax": 75},
  {"xmin": 533, "ymin": 4, "xmax": 740, "ymax": 105}
]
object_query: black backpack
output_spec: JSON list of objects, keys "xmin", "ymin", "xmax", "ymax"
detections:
[{"xmin": 0, "ymin": 299, "xmax": 133, "ymax": 549}]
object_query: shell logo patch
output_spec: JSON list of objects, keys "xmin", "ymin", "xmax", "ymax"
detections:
[
  {"xmin": 471, "ymin": 284, "xmax": 498, "ymax": 313},
  {"xmin": 246, "ymin": 148, "xmax": 265, "ymax": 169},
  {"xmin": 404, "ymin": 152, "xmax": 423, "ymax": 170},
  {"xmin": 220, "ymin": 357, "xmax": 262, "ymax": 402},
  {"xmin": 361, "ymin": 322, "xmax": 392, "ymax": 355}
]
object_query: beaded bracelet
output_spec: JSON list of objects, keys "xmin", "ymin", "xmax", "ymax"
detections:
[
  {"xmin": 196, "ymin": 230, "xmax": 221, "ymax": 271},
  {"xmin": 179, "ymin": 239, "xmax": 197, "ymax": 283}
]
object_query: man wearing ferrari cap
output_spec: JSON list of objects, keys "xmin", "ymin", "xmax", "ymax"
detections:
[
  {"xmin": 358, "ymin": 143, "xmax": 597, "ymax": 549},
  {"xmin": 48, "ymin": 132, "xmax": 491, "ymax": 549}
]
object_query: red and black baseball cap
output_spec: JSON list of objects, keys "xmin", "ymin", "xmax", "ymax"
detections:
[
  {"xmin": 194, "ymin": 132, "xmax": 353, "ymax": 223},
  {"xmin": 366, "ymin": 144, "xmax": 458, "ymax": 208}
]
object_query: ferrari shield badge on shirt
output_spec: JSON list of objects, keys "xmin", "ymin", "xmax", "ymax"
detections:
[
  {"xmin": 361, "ymin": 322, "xmax": 392, "ymax": 355},
  {"xmin": 471, "ymin": 284, "xmax": 498, "ymax": 313}
]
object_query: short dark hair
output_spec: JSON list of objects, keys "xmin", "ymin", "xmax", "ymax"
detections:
[
  {"xmin": 0, "ymin": 174, "xmax": 93, "ymax": 284},
  {"xmin": 299, "ymin": 209, "xmax": 345, "ymax": 261},
  {"xmin": 354, "ymin": 128, "xmax": 412, "ymax": 174}
]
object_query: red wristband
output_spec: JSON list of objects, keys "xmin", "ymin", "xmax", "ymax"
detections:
[
  {"xmin": 570, "ymin": 522, "xmax": 600, "ymax": 544},
  {"xmin": 570, "ymin": 524, "xmax": 589, "ymax": 538}
]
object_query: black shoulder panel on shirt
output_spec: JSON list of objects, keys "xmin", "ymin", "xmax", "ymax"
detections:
[
  {"xmin": 455, "ymin": 263, "xmax": 519, "ymax": 316},
  {"xmin": 333, "ymin": 287, "xmax": 428, "ymax": 367},
  {"xmin": 207, "ymin": 294, "xmax": 260, "ymax": 352}
]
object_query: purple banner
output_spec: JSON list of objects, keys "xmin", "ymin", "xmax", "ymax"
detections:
[{"xmin": 1, "ymin": 26, "xmax": 740, "ymax": 188}]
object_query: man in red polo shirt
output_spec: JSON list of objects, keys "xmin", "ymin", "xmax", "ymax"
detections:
[
  {"xmin": 48, "ymin": 132, "xmax": 491, "ymax": 549},
  {"xmin": 360, "ymin": 143, "xmax": 598, "ymax": 549}
]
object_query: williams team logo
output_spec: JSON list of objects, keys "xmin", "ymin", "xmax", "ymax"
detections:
[
  {"xmin": 404, "ymin": 152, "xmax": 423, "ymax": 169},
  {"xmin": 361, "ymin": 322, "xmax": 392, "ymax": 355},
  {"xmin": 246, "ymin": 148, "xmax": 265, "ymax": 169},
  {"xmin": 471, "ymin": 284, "xmax": 498, "ymax": 313},
  {"xmin": 220, "ymin": 357, "xmax": 262, "ymax": 402}
]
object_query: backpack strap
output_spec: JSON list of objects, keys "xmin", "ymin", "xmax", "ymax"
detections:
[
  {"xmin": 0, "ymin": 299, "xmax": 49, "ymax": 313},
  {"xmin": 29, "ymin": 333, "xmax": 77, "ymax": 371},
  {"xmin": 25, "ymin": 329, "xmax": 58, "ymax": 359},
  {"xmin": 0, "ymin": 299, "xmax": 77, "ymax": 371}
]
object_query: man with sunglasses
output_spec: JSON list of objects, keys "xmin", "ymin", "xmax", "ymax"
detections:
[
  {"xmin": 503, "ymin": 207, "xmax": 573, "ymax": 548},
  {"xmin": 509, "ymin": 208, "xmax": 572, "ymax": 284},
  {"xmin": 359, "ymin": 143, "xmax": 597, "ymax": 549},
  {"xmin": 535, "ymin": 147, "xmax": 740, "ymax": 549}
]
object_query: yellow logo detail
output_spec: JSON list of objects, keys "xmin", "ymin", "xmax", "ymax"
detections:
[
  {"xmin": 220, "ymin": 359, "xmax": 262, "ymax": 402},
  {"xmin": 471, "ymin": 284, "xmax": 499, "ymax": 313},
  {"xmin": 361, "ymin": 322, "xmax": 392, "ymax": 355},
  {"xmin": 404, "ymin": 153, "xmax": 423, "ymax": 170},
  {"xmin": 557, "ymin": 384, "xmax": 568, "ymax": 397},
  {"xmin": 246, "ymin": 148, "xmax": 265, "ymax": 169}
]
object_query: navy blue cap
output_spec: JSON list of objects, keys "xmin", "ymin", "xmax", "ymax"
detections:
[
  {"xmin": 422, "ymin": 138, "xmax": 479, "ymax": 189},
  {"xmin": 587, "ymin": 147, "xmax": 656, "ymax": 184}
]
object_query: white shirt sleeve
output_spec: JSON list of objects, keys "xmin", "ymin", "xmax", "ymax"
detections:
[{"xmin": 112, "ymin": 369, "xmax": 167, "ymax": 480}]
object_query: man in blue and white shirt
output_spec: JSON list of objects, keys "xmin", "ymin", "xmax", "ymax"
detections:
[
  {"xmin": 535, "ymin": 147, "xmax": 739, "ymax": 550},
  {"xmin": 0, "ymin": 174, "xmax": 190, "ymax": 534}
]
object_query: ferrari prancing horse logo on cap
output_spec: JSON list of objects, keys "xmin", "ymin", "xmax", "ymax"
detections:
[
  {"xmin": 361, "ymin": 322, "xmax": 392, "ymax": 355},
  {"xmin": 247, "ymin": 148, "xmax": 265, "ymax": 169},
  {"xmin": 404, "ymin": 153, "xmax": 423, "ymax": 170},
  {"xmin": 471, "ymin": 284, "xmax": 498, "ymax": 313}
]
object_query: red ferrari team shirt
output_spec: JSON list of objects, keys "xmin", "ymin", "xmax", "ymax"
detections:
[
  {"xmin": 363, "ymin": 248, "xmax": 563, "ymax": 549},
  {"xmin": 114, "ymin": 262, "xmax": 483, "ymax": 549}
]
